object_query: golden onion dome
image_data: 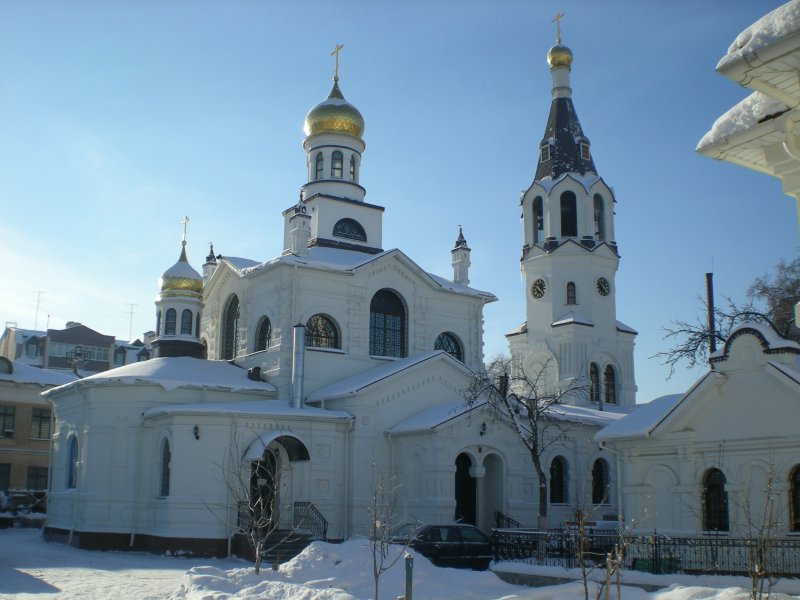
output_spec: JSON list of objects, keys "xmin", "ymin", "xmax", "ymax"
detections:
[
  {"xmin": 547, "ymin": 44, "xmax": 573, "ymax": 69},
  {"xmin": 303, "ymin": 78, "xmax": 365, "ymax": 139},
  {"xmin": 159, "ymin": 244, "xmax": 203, "ymax": 294}
]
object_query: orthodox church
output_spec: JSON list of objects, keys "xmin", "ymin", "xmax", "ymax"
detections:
[{"xmin": 43, "ymin": 38, "xmax": 632, "ymax": 555}]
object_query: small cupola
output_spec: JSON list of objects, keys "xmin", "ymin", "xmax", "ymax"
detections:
[{"xmin": 451, "ymin": 226, "xmax": 471, "ymax": 285}]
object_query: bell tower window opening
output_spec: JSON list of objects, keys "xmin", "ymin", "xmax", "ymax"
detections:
[
  {"xmin": 540, "ymin": 142, "xmax": 551, "ymax": 163},
  {"xmin": 604, "ymin": 365, "xmax": 617, "ymax": 405},
  {"xmin": 196, "ymin": 313, "xmax": 201, "ymax": 336},
  {"xmin": 566, "ymin": 282, "xmax": 577, "ymax": 305},
  {"xmin": 314, "ymin": 152, "xmax": 323, "ymax": 180},
  {"xmin": 533, "ymin": 196, "xmax": 544, "ymax": 243},
  {"xmin": 349, "ymin": 155, "xmax": 356, "ymax": 181},
  {"xmin": 370, "ymin": 289, "xmax": 406, "ymax": 358},
  {"xmin": 164, "ymin": 309, "xmax": 177, "ymax": 335},
  {"xmin": 560, "ymin": 191, "xmax": 577, "ymax": 237},
  {"xmin": 333, "ymin": 218, "xmax": 367, "ymax": 242},
  {"xmin": 331, "ymin": 151, "xmax": 343, "ymax": 179},
  {"xmin": 580, "ymin": 140, "xmax": 590, "ymax": 160},
  {"xmin": 156, "ymin": 311, "xmax": 162, "ymax": 337},
  {"xmin": 594, "ymin": 194, "xmax": 606, "ymax": 241},
  {"xmin": 181, "ymin": 309, "xmax": 192, "ymax": 335},
  {"xmin": 222, "ymin": 294, "xmax": 240, "ymax": 360},
  {"xmin": 434, "ymin": 332, "xmax": 463, "ymax": 362},
  {"xmin": 589, "ymin": 362, "xmax": 600, "ymax": 403},
  {"xmin": 305, "ymin": 314, "xmax": 340, "ymax": 349}
]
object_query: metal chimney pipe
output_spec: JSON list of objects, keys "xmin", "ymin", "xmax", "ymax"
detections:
[
  {"xmin": 291, "ymin": 323, "xmax": 306, "ymax": 409},
  {"xmin": 706, "ymin": 273, "xmax": 716, "ymax": 354}
]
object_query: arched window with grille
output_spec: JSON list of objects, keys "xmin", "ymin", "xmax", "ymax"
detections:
[
  {"xmin": 434, "ymin": 332, "xmax": 463, "ymax": 362},
  {"xmin": 604, "ymin": 365, "xmax": 617, "ymax": 405},
  {"xmin": 790, "ymin": 465, "xmax": 800, "ymax": 532},
  {"xmin": 67, "ymin": 436, "xmax": 79, "ymax": 489},
  {"xmin": 566, "ymin": 282, "xmax": 577, "ymax": 305},
  {"xmin": 331, "ymin": 151, "xmax": 343, "ymax": 178},
  {"xmin": 550, "ymin": 455, "xmax": 568, "ymax": 504},
  {"xmin": 594, "ymin": 194, "xmax": 606, "ymax": 241},
  {"xmin": 350, "ymin": 155, "xmax": 356, "ymax": 180},
  {"xmin": 589, "ymin": 362, "xmax": 600, "ymax": 403},
  {"xmin": 222, "ymin": 295, "xmax": 240, "ymax": 360},
  {"xmin": 702, "ymin": 468, "xmax": 729, "ymax": 531},
  {"xmin": 370, "ymin": 289, "xmax": 406, "ymax": 357},
  {"xmin": 254, "ymin": 316, "xmax": 272, "ymax": 352},
  {"xmin": 333, "ymin": 218, "xmax": 367, "ymax": 242},
  {"xmin": 592, "ymin": 458, "xmax": 610, "ymax": 505},
  {"xmin": 305, "ymin": 314, "xmax": 340, "ymax": 349},
  {"xmin": 314, "ymin": 152, "xmax": 323, "ymax": 180},
  {"xmin": 159, "ymin": 439, "xmax": 171, "ymax": 497},
  {"xmin": 181, "ymin": 309, "xmax": 192, "ymax": 335},
  {"xmin": 560, "ymin": 191, "xmax": 577, "ymax": 237},
  {"xmin": 533, "ymin": 196, "xmax": 544, "ymax": 243},
  {"xmin": 164, "ymin": 308, "xmax": 177, "ymax": 335}
]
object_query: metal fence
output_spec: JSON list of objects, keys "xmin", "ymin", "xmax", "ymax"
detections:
[{"xmin": 492, "ymin": 528, "xmax": 800, "ymax": 577}]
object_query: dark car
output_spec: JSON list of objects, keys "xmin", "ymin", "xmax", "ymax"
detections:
[{"xmin": 392, "ymin": 523, "xmax": 493, "ymax": 570}]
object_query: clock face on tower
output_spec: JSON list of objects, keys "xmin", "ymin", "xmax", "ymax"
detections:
[
  {"xmin": 531, "ymin": 278, "xmax": 547, "ymax": 299},
  {"xmin": 596, "ymin": 277, "xmax": 610, "ymax": 296}
]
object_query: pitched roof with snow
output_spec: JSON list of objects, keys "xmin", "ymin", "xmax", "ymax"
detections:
[
  {"xmin": 594, "ymin": 393, "xmax": 685, "ymax": 442},
  {"xmin": 387, "ymin": 400, "xmax": 484, "ymax": 435},
  {"xmin": 709, "ymin": 322, "xmax": 800, "ymax": 362},
  {"xmin": 42, "ymin": 357, "xmax": 277, "ymax": 397},
  {"xmin": 0, "ymin": 361, "xmax": 77, "ymax": 387}
]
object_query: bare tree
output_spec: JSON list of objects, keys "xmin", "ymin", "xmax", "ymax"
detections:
[
  {"xmin": 367, "ymin": 464, "xmax": 408, "ymax": 600},
  {"xmin": 466, "ymin": 356, "xmax": 588, "ymax": 529}
]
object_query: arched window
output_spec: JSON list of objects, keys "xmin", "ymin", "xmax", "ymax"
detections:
[
  {"xmin": 349, "ymin": 155, "xmax": 356, "ymax": 180},
  {"xmin": 434, "ymin": 332, "xmax": 463, "ymax": 362},
  {"xmin": 305, "ymin": 314, "xmax": 340, "ymax": 349},
  {"xmin": 196, "ymin": 313, "xmax": 201, "ymax": 336},
  {"xmin": 156, "ymin": 311, "xmax": 162, "ymax": 337},
  {"xmin": 370, "ymin": 289, "xmax": 406, "ymax": 358},
  {"xmin": 164, "ymin": 308, "xmax": 177, "ymax": 335},
  {"xmin": 222, "ymin": 295, "xmax": 240, "ymax": 360},
  {"xmin": 589, "ymin": 362, "xmax": 600, "ymax": 403},
  {"xmin": 566, "ymin": 282, "xmax": 577, "ymax": 305},
  {"xmin": 160, "ymin": 440, "xmax": 171, "ymax": 497},
  {"xmin": 592, "ymin": 458, "xmax": 610, "ymax": 505},
  {"xmin": 702, "ymin": 468, "xmax": 729, "ymax": 531},
  {"xmin": 333, "ymin": 218, "xmax": 367, "ymax": 242},
  {"xmin": 594, "ymin": 194, "xmax": 606, "ymax": 241},
  {"xmin": 533, "ymin": 196, "xmax": 544, "ymax": 243},
  {"xmin": 560, "ymin": 191, "xmax": 577, "ymax": 237},
  {"xmin": 181, "ymin": 309, "xmax": 192, "ymax": 335},
  {"xmin": 331, "ymin": 151, "xmax": 343, "ymax": 178},
  {"xmin": 67, "ymin": 436, "xmax": 79, "ymax": 489},
  {"xmin": 314, "ymin": 152, "xmax": 323, "ymax": 180},
  {"xmin": 550, "ymin": 456, "xmax": 568, "ymax": 504},
  {"xmin": 790, "ymin": 465, "xmax": 800, "ymax": 532},
  {"xmin": 604, "ymin": 365, "xmax": 617, "ymax": 405},
  {"xmin": 254, "ymin": 317, "xmax": 272, "ymax": 352}
]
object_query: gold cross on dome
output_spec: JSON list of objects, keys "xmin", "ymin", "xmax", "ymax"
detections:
[
  {"xmin": 552, "ymin": 13, "xmax": 565, "ymax": 44},
  {"xmin": 331, "ymin": 44, "xmax": 344, "ymax": 80},
  {"xmin": 181, "ymin": 215, "xmax": 189, "ymax": 244}
]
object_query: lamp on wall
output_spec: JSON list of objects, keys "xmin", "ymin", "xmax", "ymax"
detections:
[{"xmin": 193, "ymin": 425, "xmax": 200, "ymax": 440}]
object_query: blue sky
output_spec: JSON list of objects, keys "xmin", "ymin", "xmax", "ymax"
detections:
[{"xmin": 1, "ymin": 0, "xmax": 797, "ymax": 403}]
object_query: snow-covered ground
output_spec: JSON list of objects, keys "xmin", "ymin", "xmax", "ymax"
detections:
[{"xmin": 1, "ymin": 527, "xmax": 799, "ymax": 600}]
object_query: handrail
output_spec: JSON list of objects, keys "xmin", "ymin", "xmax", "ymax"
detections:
[
  {"xmin": 293, "ymin": 501, "xmax": 328, "ymax": 541},
  {"xmin": 494, "ymin": 510, "xmax": 521, "ymax": 529}
]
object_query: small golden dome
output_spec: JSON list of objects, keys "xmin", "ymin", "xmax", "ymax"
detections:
[
  {"xmin": 304, "ymin": 78, "xmax": 365, "ymax": 139},
  {"xmin": 159, "ymin": 245, "xmax": 203, "ymax": 295},
  {"xmin": 547, "ymin": 44, "xmax": 573, "ymax": 69}
]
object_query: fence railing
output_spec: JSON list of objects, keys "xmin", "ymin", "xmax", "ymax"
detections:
[
  {"xmin": 494, "ymin": 510, "xmax": 521, "ymax": 529},
  {"xmin": 492, "ymin": 528, "xmax": 800, "ymax": 578},
  {"xmin": 293, "ymin": 501, "xmax": 328, "ymax": 541}
]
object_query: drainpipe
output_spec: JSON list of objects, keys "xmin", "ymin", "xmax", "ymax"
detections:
[{"xmin": 291, "ymin": 323, "xmax": 305, "ymax": 409}]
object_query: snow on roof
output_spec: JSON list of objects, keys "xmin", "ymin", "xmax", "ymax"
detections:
[
  {"xmin": 708, "ymin": 322, "xmax": 800, "ymax": 360},
  {"xmin": 0, "ymin": 362, "xmax": 77, "ymax": 387},
  {"xmin": 718, "ymin": 0, "xmax": 800, "ymax": 70},
  {"xmin": 595, "ymin": 393, "xmax": 686, "ymax": 442},
  {"xmin": 697, "ymin": 91, "xmax": 788, "ymax": 152},
  {"xmin": 143, "ymin": 399, "xmax": 351, "ymax": 420},
  {"xmin": 534, "ymin": 172, "xmax": 604, "ymax": 194},
  {"xmin": 308, "ymin": 350, "xmax": 469, "ymax": 403},
  {"xmin": 223, "ymin": 256, "xmax": 262, "ymax": 270},
  {"xmin": 3, "ymin": 327, "xmax": 45, "ymax": 345},
  {"xmin": 545, "ymin": 403, "xmax": 628, "ymax": 427},
  {"xmin": 552, "ymin": 311, "xmax": 593, "ymax": 327},
  {"xmin": 162, "ymin": 258, "xmax": 201, "ymax": 280},
  {"xmin": 506, "ymin": 322, "xmax": 527, "ymax": 336},
  {"xmin": 42, "ymin": 357, "xmax": 277, "ymax": 397},
  {"xmin": 616, "ymin": 320, "xmax": 638, "ymax": 335},
  {"xmin": 387, "ymin": 400, "xmax": 483, "ymax": 435}
]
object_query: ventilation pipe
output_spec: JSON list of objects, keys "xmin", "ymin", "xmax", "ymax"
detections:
[
  {"xmin": 706, "ymin": 272, "xmax": 716, "ymax": 355},
  {"xmin": 291, "ymin": 323, "xmax": 306, "ymax": 409}
]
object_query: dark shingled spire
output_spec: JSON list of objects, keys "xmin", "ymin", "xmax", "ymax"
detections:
[{"xmin": 534, "ymin": 96, "xmax": 596, "ymax": 181}]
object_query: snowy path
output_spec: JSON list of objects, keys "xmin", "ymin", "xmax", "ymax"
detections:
[{"xmin": 0, "ymin": 528, "xmax": 244, "ymax": 599}]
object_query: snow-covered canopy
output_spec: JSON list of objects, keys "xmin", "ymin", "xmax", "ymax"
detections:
[
  {"xmin": 717, "ymin": 0, "xmax": 800, "ymax": 70},
  {"xmin": 696, "ymin": 91, "xmax": 788, "ymax": 151},
  {"xmin": 42, "ymin": 356, "xmax": 277, "ymax": 397}
]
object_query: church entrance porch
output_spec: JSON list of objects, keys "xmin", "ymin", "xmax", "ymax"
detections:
[{"xmin": 454, "ymin": 450, "xmax": 505, "ymax": 534}]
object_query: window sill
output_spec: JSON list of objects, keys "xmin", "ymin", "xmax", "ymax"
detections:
[
  {"xmin": 306, "ymin": 347, "xmax": 346, "ymax": 355},
  {"xmin": 370, "ymin": 355, "xmax": 403, "ymax": 361}
]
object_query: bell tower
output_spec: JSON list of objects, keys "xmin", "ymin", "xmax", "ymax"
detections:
[{"xmin": 507, "ymin": 30, "xmax": 637, "ymax": 409}]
